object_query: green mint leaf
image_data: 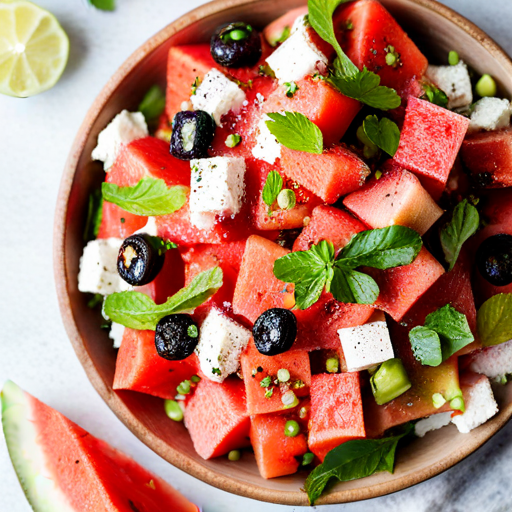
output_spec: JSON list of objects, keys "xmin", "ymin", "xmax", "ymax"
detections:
[
  {"xmin": 329, "ymin": 67, "xmax": 401, "ymax": 111},
  {"xmin": 337, "ymin": 226, "xmax": 423, "ymax": 270},
  {"xmin": 89, "ymin": 0, "xmax": 115, "ymax": 11},
  {"xmin": 304, "ymin": 427, "xmax": 411, "ymax": 505},
  {"xmin": 440, "ymin": 199, "xmax": 480, "ymax": 271},
  {"xmin": 262, "ymin": 170, "xmax": 283, "ymax": 211},
  {"xmin": 104, "ymin": 267, "xmax": 223, "ymax": 330},
  {"xmin": 265, "ymin": 112, "xmax": 323, "ymax": 154},
  {"xmin": 331, "ymin": 266, "xmax": 380, "ymax": 304},
  {"xmin": 363, "ymin": 115, "xmax": 401, "ymax": 157},
  {"xmin": 477, "ymin": 294, "xmax": 512, "ymax": 346},
  {"xmin": 84, "ymin": 190, "xmax": 103, "ymax": 241},
  {"xmin": 422, "ymin": 82, "xmax": 449, "ymax": 108},
  {"xmin": 138, "ymin": 85, "xmax": 166, "ymax": 122},
  {"xmin": 294, "ymin": 274, "xmax": 330, "ymax": 310},
  {"xmin": 424, "ymin": 305, "xmax": 474, "ymax": 359},
  {"xmin": 307, "ymin": 0, "xmax": 358, "ymax": 77},
  {"xmin": 102, "ymin": 177, "xmax": 187, "ymax": 216},
  {"xmin": 409, "ymin": 326, "xmax": 443, "ymax": 366}
]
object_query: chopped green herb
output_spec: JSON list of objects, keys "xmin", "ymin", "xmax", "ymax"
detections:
[
  {"xmin": 284, "ymin": 81, "xmax": 299, "ymax": 98},
  {"xmin": 138, "ymin": 85, "xmax": 166, "ymax": 122},
  {"xmin": 362, "ymin": 115, "xmax": 401, "ymax": 157},
  {"xmin": 293, "ymin": 380, "xmax": 305, "ymax": 389},
  {"xmin": 225, "ymin": 133, "xmax": 242, "ymax": 148},
  {"xmin": 477, "ymin": 293, "xmax": 512, "ymax": 346},
  {"xmin": 326, "ymin": 357, "xmax": 339, "ymax": 374},
  {"xmin": 164, "ymin": 400, "xmax": 183, "ymax": 422},
  {"xmin": 212, "ymin": 367, "xmax": 222, "ymax": 376},
  {"xmin": 422, "ymin": 82, "xmax": 449, "ymax": 108},
  {"xmin": 260, "ymin": 376, "xmax": 272, "ymax": 388},
  {"xmin": 258, "ymin": 64, "xmax": 276, "ymax": 78},
  {"xmin": 277, "ymin": 189, "xmax": 296, "ymax": 210},
  {"xmin": 191, "ymin": 76, "xmax": 201, "ymax": 95},
  {"xmin": 262, "ymin": 170, "xmax": 283, "ymax": 214},
  {"xmin": 120, "ymin": 217, "xmax": 125, "ymax": 224},
  {"xmin": 264, "ymin": 388, "xmax": 274, "ymax": 399},
  {"xmin": 187, "ymin": 324, "xmax": 199, "ymax": 338},
  {"xmin": 191, "ymin": 375, "xmax": 201, "ymax": 383},
  {"xmin": 384, "ymin": 45, "xmax": 400, "ymax": 67},
  {"xmin": 432, "ymin": 393, "xmax": 446, "ymax": 409},
  {"xmin": 375, "ymin": 170, "xmax": 383, "ymax": 180},
  {"xmin": 476, "ymin": 74, "xmax": 497, "ymax": 97},
  {"xmin": 448, "ymin": 50, "xmax": 460, "ymax": 66}
]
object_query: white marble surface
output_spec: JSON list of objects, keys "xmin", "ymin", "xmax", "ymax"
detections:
[{"xmin": 1, "ymin": 0, "xmax": 511, "ymax": 510}]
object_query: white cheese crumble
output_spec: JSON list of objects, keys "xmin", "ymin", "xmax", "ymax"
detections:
[
  {"xmin": 337, "ymin": 312, "xmax": 395, "ymax": 372},
  {"xmin": 451, "ymin": 376, "xmax": 498, "ymax": 434},
  {"xmin": 91, "ymin": 110, "xmax": 148, "ymax": 170},
  {"xmin": 469, "ymin": 338, "xmax": 512, "ymax": 380},
  {"xmin": 78, "ymin": 238, "xmax": 132, "ymax": 295},
  {"xmin": 265, "ymin": 15, "xmax": 328, "ymax": 84},
  {"xmin": 251, "ymin": 115, "xmax": 282, "ymax": 164},
  {"xmin": 190, "ymin": 69, "xmax": 246, "ymax": 125},
  {"xmin": 195, "ymin": 309, "xmax": 252, "ymax": 382},
  {"xmin": 109, "ymin": 322, "xmax": 126, "ymax": 349},
  {"xmin": 426, "ymin": 61, "xmax": 473, "ymax": 109},
  {"xmin": 415, "ymin": 412, "xmax": 453, "ymax": 438},
  {"xmin": 468, "ymin": 97, "xmax": 512, "ymax": 133},
  {"xmin": 189, "ymin": 156, "xmax": 246, "ymax": 230}
]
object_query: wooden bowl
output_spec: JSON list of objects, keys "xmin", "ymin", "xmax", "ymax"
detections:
[{"xmin": 54, "ymin": 0, "xmax": 512, "ymax": 505}]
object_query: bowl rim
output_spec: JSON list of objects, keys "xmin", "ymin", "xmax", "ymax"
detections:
[{"xmin": 54, "ymin": 0, "xmax": 512, "ymax": 505}]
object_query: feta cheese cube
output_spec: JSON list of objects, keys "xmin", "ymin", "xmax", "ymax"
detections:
[
  {"xmin": 468, "ymin": 97, "xmax": 512, "ymax": 133},
  {"xmin": 190, "ymin": 69, "xmax": 246, "ymax": 125},
  {"xmin": 468, "ymin": 338, "xmax": 512, "ymax": 380},
  {"xmin": 451, "ymin": 376, "xmax": 498, "ymax": 434},
  {"xmin": 92, "ymin": 110, "xmax": 148, "ymax": 170},
  {"xmin": 109, "ymin": 322, "xmax": 126, "ymax": 349},
  {"xmin": 189, "ymin": 157, "xmax": 246, "ymax": 229},
  {"xmin": 426, "ymin": 61, "xmax": 473, "ymax": 109},
  {"xmin": 414, "ymin": 412, "xmax": 452, "ymax": 438},
  {"xmin": 337, "ymin": 312, "xmax": 395, "ymax": 372},
  {"xmin": 251, "ymin": 115, "xmax": 282, "ymax": 164},
  {"xmin": 195, "ymin": 309, "xmax": 252, "ymax": 382},
  {"xmin": 265, "ymin": 16, "xmax": 328, "ymax": 84},
  {"xmin": 78, "ymin": 238, "xmax": 132, "ymax": 295}
]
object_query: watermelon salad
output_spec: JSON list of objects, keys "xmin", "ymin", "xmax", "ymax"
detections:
[{"xmin": 77, "ymin": 0, "xmax": 512, "ymax": 503}]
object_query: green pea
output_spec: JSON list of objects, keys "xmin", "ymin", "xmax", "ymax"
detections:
[
  {"xmin": 164, "ymin": 400, "xmax": 183, "ymax": 422},
  {"xmin": 228, "ymin": 450, "xmax": 241, "ymax": 461},
  {"xmin": 448, "ymin": 51, "xmax": 460, "ymax": 66},
  {"xmin": 476, "ymin": 74, "xmax": 497, "ymax": 97},
  {"xmin": 284, "ymin": 420, "xmax": 300, "ymax": 437}
]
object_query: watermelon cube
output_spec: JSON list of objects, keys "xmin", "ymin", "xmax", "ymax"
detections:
[
  {"xmin": 280, "ymin": 144, "xmax": 370, "ymax": 204},
  {"xmin": 97, "ymin": 200, "xmax": 147, "ymax": 240},
  {"xmin": 461, "ymin": 127, "xmax": 512, "ymax": 188},
  {"xmin": 184, "ymin": 377, "xmax": 250, "ymax": 459},
  {"xmin": 336, "ymin": 0, "xmax": 428, "ymax": 97},
  {"xmin": 250, "ymin": 413, "xmax": 308, "ymax": 479},
  {"xmin": 240, "ymin": 342, "xmax": 311, "ymax": 415},
  {"xmin": 393, "ymin": 97, "xmax": 470, "ymax": 199},
  {"xmin": 309, "ymin": 373, "xmax": 366, "ymax": 461},
  {"xmin": 343, "ymin": 167, "xmax": 444, "ymax": 235},
  {"xmin": 113, "ymin": 329, "xmax": 198, "ymax": 399}
]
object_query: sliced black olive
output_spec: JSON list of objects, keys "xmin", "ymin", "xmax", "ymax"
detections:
[
  {"xmin": 476, "ymin": 234, "xmax": 512, "ymax": 286},
  {"xmin": 170, "ymin": 110, "xmax": 216, "ymax": 160},
  {"xmin": 155, "ymin": 314, "xmax": 199, "ymax": 360},
  {"xmin": 253, "ymin": 308, "xmax": 297, "ymax": 356},
  {"xmin": 210, "ymin": 22, "xmax": 262, "ymax": 68},
  {"xmin": 117, "ymin": 234, "xmax": 166, "ymax": 286}
]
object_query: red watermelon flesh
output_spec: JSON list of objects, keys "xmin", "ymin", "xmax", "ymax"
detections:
[
  {"xmin": 336, "ymin": 0, "xmax": 428, "ymax": 98},
  {"xmin": 461, "ymin": 128, "xmax": 512, "ymax": 188},
  {"xmin": 184, "ymin": 377, "xmax": 250, "ymax": 459},
  {"xmin": 263, "ymin": 77, "xmax": 361, "ymax": 147},
  {"xmin": 1, "ymin": 381, "xmax": 198, "ymax": 512},
  {"xmin": 480, "ymin": 188, "xmax": 512, "ymax": 226},
  {"xmin": 308, "ymin": 373, "xmax": 365, "ymax": 461},
  {"xmin": 97, "ymin": 200, "xmax": 147, "ymax": 240},
  {"xmin": 393, "ymin": 97, "xmax": 470, "ymax": 200},
  {"xmin": 263, "ymin": 7, "xmax": 308, "ymax": 46},
  {"xmin": 280, "ymin": 144, "xmax": 370, "ymax": 204},
  {"xmin": 250, "ymin": 413, "xmax": 308, "ymax": 479},
  {"xmin": 145, "ymin": 247, "xmax": 186, "ymax": 305},
  {"xmin": 113, "ymin": 329, "xmax": 198, "ymax": 399},
  {"xmin": 241, "ymin": 342, "xmax": 311, "ymax": 415}
]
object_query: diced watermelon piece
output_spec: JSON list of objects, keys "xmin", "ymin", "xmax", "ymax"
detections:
[
  {"xmin": 293, "ymin": 204, "xmax": 367, "ymax": 252},
  {"xmin": 336, "ymin": 0, "xmax": 428, "ymax": 97},
  {"xmin": 250, "ymin": 413, "xmax": 308, "ymax": 479},
  {"xmin": 280, "ymin": 144, "xmax": 370, "ymax": 204},
  {"xmin": 309, "ymin": 373, "xmax": 365, "ymax": 461},
  {"xmin": 263, "ymin": 7, "xmax": 308, "ymax": 46},
  {"xmin": 461, "ymin": 128, "xmax": 512, "ymax": 188},
  {"xmin": 145, "ymin": 248, "xmax": 186, "ymax": 305},
  {"xmin": 367, "ymin": 247, "xmax": 445, "ymax": 321},
  {"xmin": 1, "ymin": 381, "xmax": 198, "ymax": 512},
  {"xmin": 97, "ymin": 200, "xmax": 147, "ymax": 239},
  {"xmin": 263, "ymin": 77, "xmax": 361, "ymax": 146},
  {"xmin": 481, "ymin": 188, "xmax": 512, "ymax": 226},
  {"xmin": 343, "ymin": 167, "xmax": 444, "ymax": 235},
  {"xmin": 113, "ymin": 329, "xmax": 198, "ymax": 399},
  {"xmin": 393, "ymin": 97, "xmax": 470, "ymax": 200},
  {"xmin": 184, "ymin": 377, "xmax": 250, "ymax": 459}
]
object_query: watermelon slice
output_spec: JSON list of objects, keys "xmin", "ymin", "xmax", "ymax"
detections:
[
  {"xmin": 393, "ymin": 97, "xmax": 470, "ymax": 200},
  {"xmin": 1, "ymin": 381, "xmax": 198, "ymax": 512}
]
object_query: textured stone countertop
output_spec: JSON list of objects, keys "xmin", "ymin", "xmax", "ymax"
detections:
[{"xmin": 1, "ymin": 1, "xmax": 511, "ymax": 510}]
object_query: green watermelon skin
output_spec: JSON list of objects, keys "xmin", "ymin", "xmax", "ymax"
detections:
[{"xmin": 1, "ymin": 381, "xmax": 198, "ymax": 512}]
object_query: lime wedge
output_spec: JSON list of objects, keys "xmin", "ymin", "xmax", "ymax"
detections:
[{"xmin": 0, "ymin": 0, "xmax": 69, "ymax": 97}]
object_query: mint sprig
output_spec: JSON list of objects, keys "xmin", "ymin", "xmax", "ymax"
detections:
[
  {"xmin": 440, "ymin": 199, "xmax": 480, "ymax": 271},
  {"xmin": 477, "ymin": 294, "xmax": 512, "ymax": 347},
  {"xmin": 262, "ymin": 170, "xmax": 283, "ymax": 213},
  {"xmin": 104, "ymin": 267, "xmax": 223, "ymax": 330},
  {"xmin": 265, "ymin": 112, "xmax": 323, "ymax": 154},
  {"xmin": 273, "ymin": 226, "xmax": 422, "ymax": 309},
  {"xmin": 138, "ymin": 85, "xmax": 166, "ymax": 122},
  {"xmin": 102, "ymin": 177, "xmax": 187, "ymax": 216},
  {"xmin": 363, "ymin": 115, "xmax": 401, "ymax": 157}
]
